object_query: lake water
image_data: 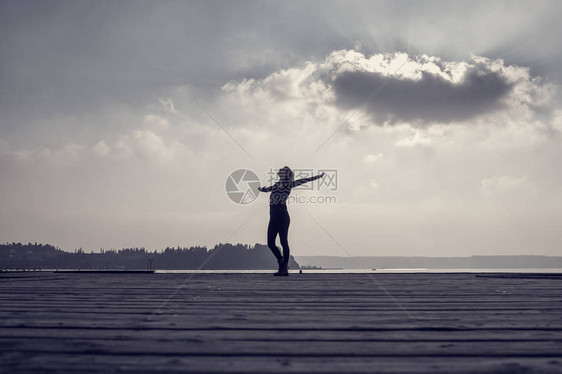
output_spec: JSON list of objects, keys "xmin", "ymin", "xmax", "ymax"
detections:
[{"xmin": 157, "ymin": 268, "xmax": 562, "ymax": 274}]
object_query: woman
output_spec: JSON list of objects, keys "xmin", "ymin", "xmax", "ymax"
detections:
[{"xmin": 258, "ymin": 166, "xmax": 325, "ymax": 276}]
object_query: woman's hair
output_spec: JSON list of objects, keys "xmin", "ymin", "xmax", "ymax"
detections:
[{"xmin": 278, "ymin": 166, "xmax": 294, "ymax": 182}]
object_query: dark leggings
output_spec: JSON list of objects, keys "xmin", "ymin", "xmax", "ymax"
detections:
[{"xmin": 267, "ymin": 206, "xmax": 291, "ymax": 265}]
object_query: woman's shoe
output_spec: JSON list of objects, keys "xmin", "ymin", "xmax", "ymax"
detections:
[{"xmin": 274, "ymin": 263, "xmax": 289, "ymax": 276}]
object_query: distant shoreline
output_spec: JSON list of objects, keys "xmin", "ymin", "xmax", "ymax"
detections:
[{"xmin": 296, "ymin": 255, "xmax": 562, "ymax": 270}]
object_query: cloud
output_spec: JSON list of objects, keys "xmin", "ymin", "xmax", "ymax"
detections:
[
  {"xmin": 1, "ymin": 143, "xmax": 86, "ymax": 166},
  {"xmin": 224, "ymin": 50, "xmax": 557, "ymax": 129},
  {"xmin": 93, "ymin": 140, "xmax": 110, "ymax": 157},
  {"xmin": 480, "ymin": 175, "xmax": 537, "ymax": 197},
  {"xmin": 363, "ymin": 153, "xmax": 383, "ymax": 163},
  {"xmin": 395, "ymin": 129, "xmax": 436, "ymax": 148},
  {"xmin": 332, "ymin": 62, "xmax": 512, "ymax": 124}
]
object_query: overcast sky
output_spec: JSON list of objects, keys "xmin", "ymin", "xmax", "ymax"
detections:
[{"xmin": 1, "ymin": 0, "xmax": 562, "ymax": 257}]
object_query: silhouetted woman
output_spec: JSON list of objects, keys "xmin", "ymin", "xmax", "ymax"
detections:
[{"xmin": 258, "ymin": 166, "xmax": 325, "ymax": 276}]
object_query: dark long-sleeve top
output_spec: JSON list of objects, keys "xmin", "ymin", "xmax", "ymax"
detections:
[{"xmin": 261, "ymin": 175, "xmax": 323, "ymax": 207}]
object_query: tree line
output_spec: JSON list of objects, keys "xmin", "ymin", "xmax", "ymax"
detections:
[{"xmin": 0, "ymin": 242, "xmax": 300, "ymax": 270}]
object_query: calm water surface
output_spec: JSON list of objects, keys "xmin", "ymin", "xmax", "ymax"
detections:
[{"xmin": 157, "ymin": 268, "xmax": 562, "ymax": 274}]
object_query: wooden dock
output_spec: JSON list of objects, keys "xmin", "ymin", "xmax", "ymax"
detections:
[{"xmin": 1, "ymin": 272, "xmax": 561, "ymax": 373}]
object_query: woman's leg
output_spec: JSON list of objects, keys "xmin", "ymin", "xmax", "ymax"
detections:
[
  {"xmin": 267, "ymin": 219, "xmax": 282, "ymax": 262},
  {"xmin": 278, "ymin": 213, "xmax": 291, "ymax": 266}
]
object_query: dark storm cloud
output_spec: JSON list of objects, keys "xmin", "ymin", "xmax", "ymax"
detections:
[{"xmin": 332, "ymin": 67, "xmax": 514, "ymax": 125}]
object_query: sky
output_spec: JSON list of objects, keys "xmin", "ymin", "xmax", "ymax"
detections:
[{"xmin": 1, "ymin": 0, "xmax": 562, "ymax": 257}]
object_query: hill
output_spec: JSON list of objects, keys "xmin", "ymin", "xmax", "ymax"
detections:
[{"xmin": 0, "ymin": 242, "xmax": 299, "ymax": 270}]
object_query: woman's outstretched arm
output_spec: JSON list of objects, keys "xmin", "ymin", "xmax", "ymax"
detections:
[
  {"xmin": 293, "ymin": 172, "xmax": 325, "ymax": 187},
  {"xmin": 258, "ymin": 185, "xmax": 274, "ymax": 193}
]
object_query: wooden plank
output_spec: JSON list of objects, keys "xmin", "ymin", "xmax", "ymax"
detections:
[
  {"xmin": 2, "ymin": 336, "xmax": 562, "ymax": 356},
  {"xmin": 1, "ymin": 326, "xmax": 561, "ymax": 341},
  {"xmin": 3, "ymin": 353, "xmax": 561, "ymax": 374}
]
